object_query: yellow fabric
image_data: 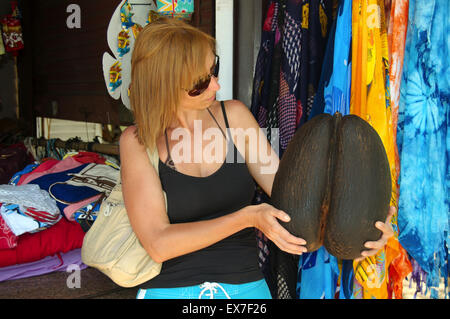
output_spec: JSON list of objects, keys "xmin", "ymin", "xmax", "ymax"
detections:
[{"xmin": 350, "ymin": 0, "xmax": 403, "ymax": 299}]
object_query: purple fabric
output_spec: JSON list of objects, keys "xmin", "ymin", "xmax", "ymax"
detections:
[{"xmin": 0, "ymin": 248, "xmax": 87, "ymax": 282}]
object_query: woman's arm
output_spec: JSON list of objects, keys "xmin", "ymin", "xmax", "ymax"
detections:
[{"xmin": 119, "ymin": 126, "xmax": 306, "ymax": 264}]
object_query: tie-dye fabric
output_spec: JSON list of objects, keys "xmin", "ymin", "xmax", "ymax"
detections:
[{"xmin": 396, "ymin": 0, "xmax": 449, "ymax": 299}]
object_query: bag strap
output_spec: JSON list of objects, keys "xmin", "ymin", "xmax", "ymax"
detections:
[{"xmin": 146, "ymin": 146, "xmax": 168, "ymax": 209}]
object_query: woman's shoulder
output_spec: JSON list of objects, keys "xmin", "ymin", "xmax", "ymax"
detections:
[
  {"xmin": 119, "ymin": 125, "xmax": 147, "ymax": 155},
  {"xmin": 120, "ymin": 125, "xmax": 137, "ymax": 138},
  {"xmin": 221, "ymin": 99, "xmax": 258, "ymax": 129},
  {"xmin": 119, "ymin": 125, "xmax": 139, "ymax": 146}
]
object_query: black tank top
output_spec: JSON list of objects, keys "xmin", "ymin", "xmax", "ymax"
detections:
[{"xmin": 141, "ymin": 101, "xmax": 262, "ymax": 288}]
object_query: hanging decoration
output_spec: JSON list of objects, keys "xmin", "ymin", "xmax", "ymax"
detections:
[
  {"xmin": 0, "ymin": 1, "xmax": 24, "ymax": 57},
  {"xmin": 108, "ymin": 61, "xmax": 123, "ymax": 92},
  {"xmin": 102, "ymin": 0, "xmax": 158, "ymax": 109},
  {"xmin": 117, "ymin": 28, "xmax": 131, "ymax": 58},
  {"xmin": 156, "ymin": 0, "xmax": 194, "ymax": 21}
]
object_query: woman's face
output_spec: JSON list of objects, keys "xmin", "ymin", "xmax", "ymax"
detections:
[{"xmin": 179, "ymin": 50, "xmax": 220, "ymax": 110}]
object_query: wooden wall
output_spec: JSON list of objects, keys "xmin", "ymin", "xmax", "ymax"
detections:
[{"xmin": 17, "ymin": 0, "xmax": 215, "ymax": 133}]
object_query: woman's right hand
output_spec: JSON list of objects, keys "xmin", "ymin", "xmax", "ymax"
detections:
[{"xmin": 246, "ymin": 203, "xmax": 307, "ymax": 255}]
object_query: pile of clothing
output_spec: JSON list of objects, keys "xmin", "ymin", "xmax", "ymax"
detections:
[{"xmin": 0, "ymin": 144, "xmax": 120, "ymax": 283}]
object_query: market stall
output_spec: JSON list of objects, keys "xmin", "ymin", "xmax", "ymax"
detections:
[{"xmin": 0, "ymin": 0, "xmax": 447, "ymax": 300}]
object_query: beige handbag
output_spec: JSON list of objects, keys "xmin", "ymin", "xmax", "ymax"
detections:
[{"xmin": 81, "ymin": 148, "xmax": 165, "ymax": 287}]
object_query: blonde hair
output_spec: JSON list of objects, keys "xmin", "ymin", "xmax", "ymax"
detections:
[{"xmin": 129, "ymin": 18, "xmax": 216, "ymax": 151}]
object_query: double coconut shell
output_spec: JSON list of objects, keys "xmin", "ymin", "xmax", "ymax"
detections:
[{"xmin": 271, "ymin": 112, "xmax": 391, "ymax": 260}]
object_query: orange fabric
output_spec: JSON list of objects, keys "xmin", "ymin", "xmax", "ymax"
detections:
[
  {"xmin": 386, "ymin": 0, "xmax": 412, "ymax": 299},
  {"xmin": 350, "ymin": 0, "xmax": 411, "ymax": 299}
]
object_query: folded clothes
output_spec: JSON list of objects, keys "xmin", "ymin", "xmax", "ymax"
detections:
[
  {"xmin": 28, "ymin": 163, "xmax": 119, "ymax": 213},
  {"xmin": 0, "ymin": 184, "xmax": 60, "ymax": 216},
  {"xmin": 0, "ymin": 203, "xmax": 62, "ymax": 236},
  {"xmin": 0, "ymin": 205, "xmax": 39, "ymax": 236},
  {"xmin": 0, "ymin": 184, "xmax": 61, "ymax": 236},
  {"xmin": 0, "ymin": 248, "xmax": 87, "ymax": 282},
  {"xmin": 17, "ymin": 157, "xmax": 81, "ymax": 186},
  {"xmin": 0, "ymin": 217, "xmax": 85, "ymax": 268}
]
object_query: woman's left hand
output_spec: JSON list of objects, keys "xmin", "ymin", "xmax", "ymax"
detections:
[{"xmin": 355, "ymin": 206, "xmax": 396, "ymax": 262}]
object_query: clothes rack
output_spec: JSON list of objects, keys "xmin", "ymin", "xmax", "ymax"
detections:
[{"xmin": 28, "ymin": 137, "xmax": 119, "ymax": 156}]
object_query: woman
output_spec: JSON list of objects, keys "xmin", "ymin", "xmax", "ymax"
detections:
[{"xmin": 119, "ymin": 18, "xmax": 394, "ymax": 299}]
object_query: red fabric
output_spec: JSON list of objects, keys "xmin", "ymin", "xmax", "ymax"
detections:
[
  {"xmin": 17, "ymin": 152, "xmax": 106, "ymax": 185},
  {"xmin": 0, "ymin": 218, "xmax": 85, "ymax": 267},
  {"xmin": 70, "ymin": 151, "xmax": 106, "ymax": 164},
  {"xmin": 16, "ymin": 159, "xmax": 60, "ymax": 185}
]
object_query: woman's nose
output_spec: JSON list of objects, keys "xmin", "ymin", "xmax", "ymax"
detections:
[{"xmin": 210, "ymin": 75, "xmax": 221, "ymax": 92}]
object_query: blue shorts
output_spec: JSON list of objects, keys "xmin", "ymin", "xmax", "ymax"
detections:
[{"xmin": 136, "ymin": 279, "xmax": 272, "ymax": 299}]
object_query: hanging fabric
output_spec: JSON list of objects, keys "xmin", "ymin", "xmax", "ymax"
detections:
[
  {"xmin": 251, "ymin": 1, "xmax": 284, "ymax": 295},
  {"xmin": 299, "ymin": 0, "xmax": 354, "ymax": 300},
  {"xmin": 251, "ymin": 0, "xmax": 335, "ymax": 299},
  {"xmin": 349, "ymin": 0, "xmax": 394, "ymax": 299},
  {"xmin": 396, "ymin": 0, "xmax": 449, "ymax": 299},
  {"xmin": 385, "ymin": 0, "xmax": 413, "ymax": 299},
  {"xmin": 350, "ymin": 0, "xmax": 415, "ymax": 299},
  {"xmin": 296, "ymin": 0, "xmax": 335, "ymax": 127}
]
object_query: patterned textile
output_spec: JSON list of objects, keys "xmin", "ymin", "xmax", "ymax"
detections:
[
  {"xmin": 297, "ymin": 0, "xmax": 334, "ymax": 126},
  {"xmin": 297, "ymin": 247, "xmax": 340, "ymax": 299},
  {"xmin": 324, "ymin": 0, "xmax": 352, "ymax": 116},
  {"xmin": 396, "ymin": 0, "xmax": 449, "ymax": 299},
  {"xmin": 298, "ymin": 0, "xmax": 354, "ymax": 300},
  {"xmin": 251, "ymin": 0, "xmax": 333, "ymax": 154},
  {"xmin": 251, "ymin": 0, "xmax": 334, "ymax": 299},
  {"xmin": 386, "ymin": 0, "xmax": 413, "ymax": 299},
  {"xmin": 0, "ymin": 207, "xmax": 17, "ymax": 250}
]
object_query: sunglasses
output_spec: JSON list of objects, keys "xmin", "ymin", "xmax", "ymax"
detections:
[{"xmin": 187, "ymin": 54, "xmax": 220, "ymax": 97}]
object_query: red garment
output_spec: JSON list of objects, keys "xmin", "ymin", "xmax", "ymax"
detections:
[
  {"xmin": 70, "ymin": 151, "xmax": 106, "ymax": 164},
  {"xmin": 0, "ymin": 218, "xmax": 85, "ymax": 267},
  {"xmin": 16, "ymin": 159, "xmax": 60, "ymax": 185},
  {"xmin": 17, "ymin": 152, "xmax": 107, "ymax": 186}
]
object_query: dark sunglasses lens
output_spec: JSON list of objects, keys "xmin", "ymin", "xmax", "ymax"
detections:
[
  {"xmin": 187, "ymin": 56, "xmax": 219, "ymax": 97},
  {"xmin": 188, "ymin": 77, "xmax": 212, "ymax": 96}
]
